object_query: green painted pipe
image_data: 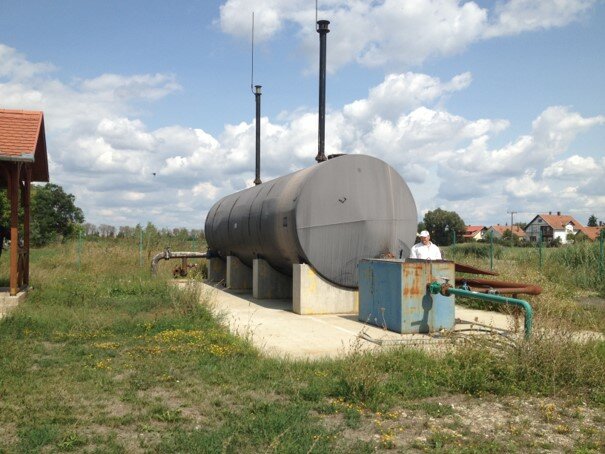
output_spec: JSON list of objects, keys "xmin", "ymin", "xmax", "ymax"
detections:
[
  {"xmin": 429, "ymin": 282, "xmax": 533, "ymax": 338},
  {"xmin": 599, "ymin": 229, "xmax": 605, "ymax": 276}
]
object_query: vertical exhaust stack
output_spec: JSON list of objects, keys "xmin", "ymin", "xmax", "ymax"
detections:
[
  {"xmin": 315, "ymin": 19, "xmax": 330, "ymax": 163},
  {"xmin": 254, "ymin": 85, "xmax": 262, "ymax": 185}
]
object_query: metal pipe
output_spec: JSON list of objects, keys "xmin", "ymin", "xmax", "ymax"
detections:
[
  {"xmin": 463, "ymin": 285, "xmax": 541, "ymax": 296},
  {"xmin": 455, "ymin": 262, "xmax": 498, "ymax": 276},
  {"xmin": 315, "ymin": 19, "xmax": 330, "ymax": 163},
  {"xmin": 455, "ymin": 277, "xmax": 542, "ymax": 295},
  {"xmin": 151, "ymin": 248, "xmax": 208, "ymax": 276},
  {"xmin": 429, "ymin": 282, "xmax": 533, "ymax": 338},
  {"xmin": 254, "ymin": 85, "xmax": 262, "ymax": 185}
]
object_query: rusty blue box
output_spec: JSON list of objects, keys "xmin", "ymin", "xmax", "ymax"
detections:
[{"xmin": 358, "ymin": 259, "xmax": 455, "ymax": 334}]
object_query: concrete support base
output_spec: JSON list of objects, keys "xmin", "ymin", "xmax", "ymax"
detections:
[
  {"xmin": 253, "ymin": 259, "xmax": 292, "ymax": 299},
  {"xmin": 226, "ymin": 256, "xmax": 252, "ymax": 291},
  {"xmin": 207, "ymin": 257, "xmax": 226, "ymax": 283},
  {"xmin": 293, "ymin": 264, "xmax": 358, "ymax": 315},
  {"xmin": 0, "ymin": 287, "xmax": 29, "ymax": 319}
]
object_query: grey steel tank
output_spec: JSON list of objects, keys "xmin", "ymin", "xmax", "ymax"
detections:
[{"xmin": 205, "ymin": 154, "xmax": 417, "ymax": 288}]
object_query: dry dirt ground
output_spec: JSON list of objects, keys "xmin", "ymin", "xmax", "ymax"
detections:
[{"xmin": 319, "ymin": 394, "xmax": 605, "ymax": 452}]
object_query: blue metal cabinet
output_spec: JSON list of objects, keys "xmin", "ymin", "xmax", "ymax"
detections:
[{"xmin": 358, "ymin": 259, "xmax": 455, "ymax": 334}]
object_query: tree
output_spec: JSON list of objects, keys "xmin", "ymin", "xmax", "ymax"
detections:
[
  {"xmin": 574, "ymin": 231, "xmax": 589, "ymax": 243},
  {"xmin": 502, "ymin": 229, "xmax": 521, "ymax": 246},
  {"xmin": 515, "ymin": 222, "xmax": 528, "ymax": 230},
  {"xmin": 98, "ymin": 224, "xmax": 115, "ymax": 238},
  {"xmin": 0, "ymin": 190, "xmax": 10, "ymax": 226},
  {"xmin": 31, "ymin": 183, "xmax": 84, "ymax": 246},
  {"xmin": 423, "ymin": 208, "xmax": 466, "ymax": 246},
  {"xmin": 84, "ymin": 223, "xmax": 98, "ymax": 236},
  {"xmin": 588, "ymin": 214, "xmax": 598, "ymax": 227},
  {"xmin": 117, "ymin": 226, "xmax": 134, "ymax": 238}
]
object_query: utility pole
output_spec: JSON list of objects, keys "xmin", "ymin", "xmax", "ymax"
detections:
[{"xmin": 507, "ymin": 210, "xmax": 517, "ymax": 248}]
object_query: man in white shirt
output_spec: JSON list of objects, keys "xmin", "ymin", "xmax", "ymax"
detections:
[{"xmin": 409, "ymin": 230, "xmax": 442, "ymax": 260}]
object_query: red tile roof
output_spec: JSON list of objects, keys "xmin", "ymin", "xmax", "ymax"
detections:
[
  {"xmin": 538, "ymin": 213, "xmax": 583, "ymax": 230},
  {"xmin": 0, "ymin": 109, "xmax": 49, "ymax": 182},
  {"xmin": 465, "ymin": 225, "xmax": 485, "ymax": 234},
  {"xmin": 578, "ymin": 226, "xmax": 605, "ymax": 241},
  {"xmin": 490, "ymin": 224, "xmax": 526, "ymax": 237},
  {"xmin": 463, "ymin": 225, "xmax": 485, "ymax": 238}
]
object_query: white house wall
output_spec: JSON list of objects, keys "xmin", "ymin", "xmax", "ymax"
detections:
[{"xmin": 554, "ymin": 230, "xmax": 568, "ymax": 244}]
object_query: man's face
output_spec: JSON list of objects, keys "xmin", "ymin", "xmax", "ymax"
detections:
[{"xmin": 421, "ymin": 235, "xmax": 430, "ymax": 245}]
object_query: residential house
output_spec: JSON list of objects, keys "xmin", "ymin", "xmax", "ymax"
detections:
[
  {"xmin": 486, "ymin": 224, "xmax": 527, "ymax": 240},
  {"xmin": 524, "ymin": 212, "xmax": 583, "ymax": 244},
  {"xmin": 463, "ymin": 225, "xmax": 487, "ymax": 241},
  {"xmin": 577, "ymin": 226, "xmax": 605, "ymax": 241}
]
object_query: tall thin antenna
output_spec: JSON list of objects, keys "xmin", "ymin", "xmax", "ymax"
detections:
[{"xmin": 251, "ymin": 12, "xmax": 255, "ymax": 93}]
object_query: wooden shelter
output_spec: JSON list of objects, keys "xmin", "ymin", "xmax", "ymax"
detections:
[{"xmin": 0, "ymin": 109, "xmax": 49, "ymax": 295}]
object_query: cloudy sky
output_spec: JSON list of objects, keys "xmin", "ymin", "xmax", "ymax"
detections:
[{"xmin": 1, "ymin": 0, "xmax": 604, "ymax": 229}]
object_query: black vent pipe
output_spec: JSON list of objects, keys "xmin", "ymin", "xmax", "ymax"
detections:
[
  {"xmin": 254, "ymin": 85, "xmax": 262, "ymax": 185},
  {"xmin": 315, "ymin": 20, "xmax": 330, "ymax": 163}
]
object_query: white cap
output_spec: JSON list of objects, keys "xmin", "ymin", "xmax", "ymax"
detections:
[{"xmin": 418, "ymin": 230, "xmax": 430, "ymax": 238}]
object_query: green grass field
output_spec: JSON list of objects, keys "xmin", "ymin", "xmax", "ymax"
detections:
[{"xmin": 0, "ymin": 238, "xmax": 603, "ymax": 452}]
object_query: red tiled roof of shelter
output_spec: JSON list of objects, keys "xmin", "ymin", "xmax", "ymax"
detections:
[
  {"xmin": 0, "ymin": 109, "xmax": 49, "ymax": 181},
  {"xmin": 538, "ymin": 213, "xmax": 583, "ymax": 230},
  {"xmin": 0, "ymin": 109, "xmax": 42, "ymax": 157}
]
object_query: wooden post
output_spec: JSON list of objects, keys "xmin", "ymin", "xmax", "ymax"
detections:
[
  {"xmin": 8, "ymin": 163, "xmax": 21, "ymax": 296},
  {"xmin": 21, "ymin": 166, "xmax": 32, "ymax": 287}
]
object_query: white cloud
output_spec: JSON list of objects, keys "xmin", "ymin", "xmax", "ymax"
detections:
[
  {"xmin": 437, "ymin": 107, "xmax": 605, "ymax": 187},
  {"xmin": 543, "ymin": 155, "xmax": 602, "ymax": 178},
  {"xmin": 218, "ymin": 0, "xmax": 597, "ymax": 71},
  {"xmin": 192, "ymin": 182, "xmax": 220, "ymax": 200},
  {"xmin": 343, "ymin": 72, "xmax": 472, "ymax": 123},
  {"xmin": 504, "ymin": 170, "xmax": 552, "ymax": 199},
  {"xmin": 2, "ymin": 42, "xmax": 603, "ymax": 228},
  {"xmin": 0, "ymin": 44, "xmax": 55, "ymax": 79},
  {"xmin": 79, "ymin": 73, "xmax": 181, "ymax": 101},
  {"xmin": 484, "ymin": 0, "xmax": 594, "ymax": 38}
]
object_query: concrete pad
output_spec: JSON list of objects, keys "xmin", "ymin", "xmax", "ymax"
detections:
[
  {"xmin": 253, "ymin": 258, "xmax": 292, "ymax": 299},
  {"xmin": 455, "ymin": 307, "xmax": 518, "ymax": 332},
  {"xmin": 293, "ymin": 264, "xmax": 358, "ymax": 315},
  {"xmin": 195, "ymin": 281, "xmax": 520, "ymax": 360},
  {"xmin": 226, "ymin": 256, "xmax": 252, "ymax": 290}
]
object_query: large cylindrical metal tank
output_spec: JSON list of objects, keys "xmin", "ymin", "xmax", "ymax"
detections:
[{"xmin": 205, "ymin": 154, "xmax": 417, "ymax": 288}]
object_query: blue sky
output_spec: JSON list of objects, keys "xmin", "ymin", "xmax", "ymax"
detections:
[{"xmin": 1, "ymin": 0, "xmax": 604, "ymax": 229}]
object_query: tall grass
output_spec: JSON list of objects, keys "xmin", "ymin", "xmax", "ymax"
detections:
[
  {"xmin": 544, "ymin": 242, "xmax": 604, "ymax": 294},
  {"xmin": 446, "ymin": 242, "xmax": 503, "ymax": 260}
]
